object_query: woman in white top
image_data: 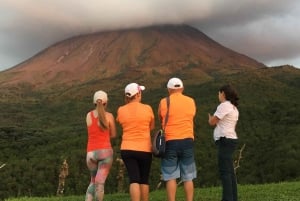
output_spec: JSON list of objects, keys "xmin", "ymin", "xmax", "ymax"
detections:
[{"xmin": 208, "ymin": 84, "xmax": 239, "ymax": 201}]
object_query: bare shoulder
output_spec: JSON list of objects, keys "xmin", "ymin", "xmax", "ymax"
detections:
[
  {"xmin": 105, "ymin": 112, "xmax": 115, "ymax": 120},
  {"xmin": 86, "ymin": 111, "xmax": 92, "ymax": 126},
  {"xmin": 86, "ymin": 111, "xmax": 92, "ymax": 119}
]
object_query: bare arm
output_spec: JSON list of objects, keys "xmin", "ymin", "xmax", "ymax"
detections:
[
  {"xmin": 86, "ymin": 112, "xmax": 92, "ymax": 127},
  {"xmin": 107, "ymin": 112, "xmax": 117, "ymax": 138},
  {"xmin": 208, "ymin": 113, "xmax": 219, "ymax": 126},
  {"xmin": 150, "ymin": 117, "xmax": 155, "ymax": 131}
]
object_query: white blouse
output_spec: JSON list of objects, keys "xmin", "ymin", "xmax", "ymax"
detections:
[{"xmin": 213, "ymin": 101, "xmax": 239, "ymax": 141}]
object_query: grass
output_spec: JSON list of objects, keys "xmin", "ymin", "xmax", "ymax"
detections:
[{"xmin": 5, "ymin": 181, "xmax": 300, "ymax": 201}]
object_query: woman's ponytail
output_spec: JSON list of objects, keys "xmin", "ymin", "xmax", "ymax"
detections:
[{"xmin": 97, "ymin": 101, "xmax": 108, "ymax": 130}]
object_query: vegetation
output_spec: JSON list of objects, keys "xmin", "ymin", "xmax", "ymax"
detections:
[
  {"xmin": 5, "ymin": 181, "xmax": 300, "ymax": 201},
  {"xmin": 1, "ymin": 66, "xmax": 300, "ymax": 200}
]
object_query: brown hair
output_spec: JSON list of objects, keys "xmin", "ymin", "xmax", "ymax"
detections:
[
  {"xmin": 219, "ymin": 84, "xmax": 239, "ymax": 107},
  {"xmin": 125, "ymin": 93, "xmax": 139, "ymax": 103}
]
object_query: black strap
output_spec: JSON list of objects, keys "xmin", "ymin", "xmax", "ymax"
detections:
[{"xmin": 163, "ymin": 96, "xmax": 170, "ymax": 131}]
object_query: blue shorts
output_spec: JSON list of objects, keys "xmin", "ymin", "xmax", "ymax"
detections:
[{"xmin": 161, "ymin": 138, "xmax": 197, "ymax": 181}]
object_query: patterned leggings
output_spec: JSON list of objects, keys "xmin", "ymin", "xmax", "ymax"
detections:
[{"xmin": 85, "ymin": 149, "xmax": 113, "ymax": 201}]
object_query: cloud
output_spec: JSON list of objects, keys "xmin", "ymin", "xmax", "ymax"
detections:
[
  {"xmin": 202, "ymin": 1, "xmax": 300, "ymax": 68},
  {"xmin": 1, "ymin": 0, "xmax": 300, "ymax": 70}
]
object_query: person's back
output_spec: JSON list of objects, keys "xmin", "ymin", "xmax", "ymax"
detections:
[
  {"xmin": 87, "ymin": 110, "xmax": 112, "ymax": 151},
  {"xmin": 117, "ymin": 101, "xmax": 153, "ymax": 152},
  {"xmin": 117, "ymin": 82, "xmax": 155, "ymax": 201},
  {"xmin": 85, "ymin": 90, "xmax": 116, "ymax": 201},
  {"xmin": 159, "ymin": 92, "xmax": 195, "ymax": 141},
  {"xmin": 158, "ymin": 78, "xmax": 196, "ymax": 201}
]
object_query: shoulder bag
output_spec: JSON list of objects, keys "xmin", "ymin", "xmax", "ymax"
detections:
[{"xmin": 152, "ymin": 96, "xmax": 170, "ymax": 157}]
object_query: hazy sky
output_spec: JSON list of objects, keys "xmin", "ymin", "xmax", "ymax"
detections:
[{"xmin": 1, "ymin": 0, "xmax": 300, "ymax": 71}]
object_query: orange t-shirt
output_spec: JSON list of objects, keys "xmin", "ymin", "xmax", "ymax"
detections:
[
  {"xmin": 117, "ymin": 102, "xmax": 154, "ymax": 152},
  {"xmin": 87, "ymin": 111, "xmax": 111, "ymax": 152},
  {"xmin": 158, "ymin": 92, "xmax": 196, "ymax": 141}
]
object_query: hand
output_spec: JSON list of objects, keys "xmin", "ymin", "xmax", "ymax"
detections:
[
  {"xmin": 208, "ymin": 113, "xmax": 218, "ymax": 126},
  {"xmin": 208, "ymin": 113, "xmax": 214, "ymax": 126}
]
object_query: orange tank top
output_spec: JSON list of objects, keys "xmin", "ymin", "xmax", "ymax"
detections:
[{"xmin": 87, "ymin": 111, "xmax": 111, "ymax": 152}]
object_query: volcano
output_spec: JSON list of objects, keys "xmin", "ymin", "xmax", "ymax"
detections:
[{"xmin": 0, "ymin": 24, "xmax": 265, "ymax": 89}]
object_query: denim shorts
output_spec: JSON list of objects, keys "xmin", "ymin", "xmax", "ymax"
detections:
[{"xmin": 161, "ymin": 138, "xmax": 197, "ymax": 181}]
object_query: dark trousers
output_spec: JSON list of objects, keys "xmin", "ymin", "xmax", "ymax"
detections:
[
  {"xmin": 121, "ymin": 150, "xmax": 152, "ymax": 184},
  {"xmin": 216, "ymin": 137, "xmax": 238, "ymax": 201}
]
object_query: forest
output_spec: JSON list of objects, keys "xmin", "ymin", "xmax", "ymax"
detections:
[{"xmin": 0, "ymin": 66, "xmax": 299, "ymax": 200}]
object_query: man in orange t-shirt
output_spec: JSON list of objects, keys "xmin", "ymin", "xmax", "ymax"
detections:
[
  {"xmin": 117, "ymin": 83, "xmax": 155, "ymax": 201},
  {"xmin": 158, "ymin": 77, "xmax": 196, "ymax": 201}
]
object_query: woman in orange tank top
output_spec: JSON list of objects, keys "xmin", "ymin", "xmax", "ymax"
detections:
[{"xmin": 85, "ymin": 90, "xmax": 116, "ymax": 201}]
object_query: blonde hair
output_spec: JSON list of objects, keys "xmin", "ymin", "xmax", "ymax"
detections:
[{"xmin": 96, "ymin": 101, "xmax": 108, "ymax": 130}]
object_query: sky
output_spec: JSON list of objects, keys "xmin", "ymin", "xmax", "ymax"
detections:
[{"xmin": 1, "ymin": 0, "xmax": 300, "ymax": 71}]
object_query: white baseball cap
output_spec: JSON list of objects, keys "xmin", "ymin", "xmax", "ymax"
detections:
[
  {"xmin": 167, "ymin": 77, "xmax": 183, "ymax": 89},
  {"xmin": 125, "ymin": 83, "xmax": 145, "ymax": 97},
  {"xmin": 93, "ymin": 90, "xmax": 108, "ymax": 104}
]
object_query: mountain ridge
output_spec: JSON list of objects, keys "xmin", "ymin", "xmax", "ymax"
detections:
[{"xmin": 0, "ymin": 24, "xmax": 265, "ymax": 89}]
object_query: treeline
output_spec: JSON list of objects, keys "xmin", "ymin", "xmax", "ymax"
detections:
[{"xmin": 1, "ymin": 68, "xmax": 300, "ymax": 200}]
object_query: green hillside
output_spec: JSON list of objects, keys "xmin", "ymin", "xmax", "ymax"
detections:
[
  {"xmin": 1, "ymin": 66, "xmax": 300, "ymax": 200},
  {"xmin": 5, "ymin": 181, "xmax": 300, "ymax": 201}
]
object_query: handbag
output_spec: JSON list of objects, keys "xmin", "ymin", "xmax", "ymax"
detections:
[{"xmin": 152, "ymin": 96, "xmax": 170, "ymax": 157}]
